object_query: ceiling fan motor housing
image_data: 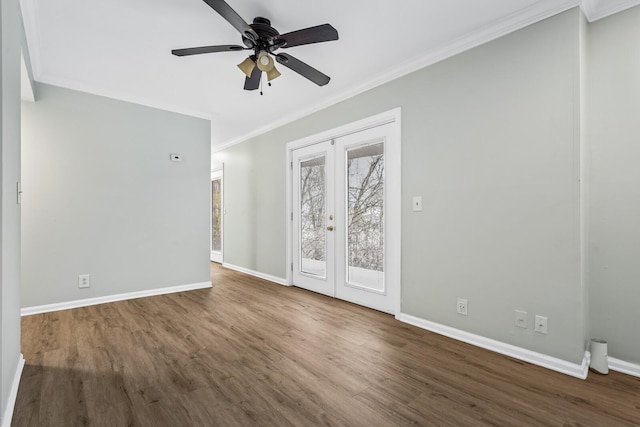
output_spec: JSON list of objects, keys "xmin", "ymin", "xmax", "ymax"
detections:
[{"xmin": 242, "ymin": 17, "xmax": 282, "ymax": 52}]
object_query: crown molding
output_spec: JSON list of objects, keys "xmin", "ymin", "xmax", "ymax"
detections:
[
  {"xmin": 214, "ymin": 0, "xmax": 580, "ymax": 150},
  {"xmin": 582, "ymin": 0, "xmax": 640, "ymax": 21}
]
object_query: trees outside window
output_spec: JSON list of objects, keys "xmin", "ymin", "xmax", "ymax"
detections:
[{"xmin": 347, "ymin": 144, "xmax": 384, "ymax": 273}]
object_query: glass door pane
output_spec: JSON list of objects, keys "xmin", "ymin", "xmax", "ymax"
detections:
[
  {"xmin": 299, "ymin": 156, "xmax": 327, "ymax": 278},
  {"xmin": 211, "ymin": 178, "xmax": 222, "ymax": 252},
  {"xmin": 346, "ymin": 142, "xmax": 384, "ymax": 292}
]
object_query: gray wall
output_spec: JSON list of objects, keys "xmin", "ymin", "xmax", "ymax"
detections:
[
  {"xmin": 219, "ymin": 9, "xmax": 587, "ymax": 363},
  {"xmin": 588, "ymin": 6, "xmax": 640, "ymax": 364},
  {"xmin": 21, "ymin": 83, "xmax": 211, "ymax": 308},
  {"xmin": 1, "ymin": 0, "xmax": 23, "ymax": 419}
]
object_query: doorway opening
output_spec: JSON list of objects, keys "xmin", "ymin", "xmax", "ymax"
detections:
[{"xmin": 211, "ymin": 169, "xmax": 223, "ymax": 263}]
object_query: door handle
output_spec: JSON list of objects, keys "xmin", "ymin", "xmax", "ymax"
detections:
[{"xmin": 327, "ymin": 225, "xmax": 334, "ymax": 231}]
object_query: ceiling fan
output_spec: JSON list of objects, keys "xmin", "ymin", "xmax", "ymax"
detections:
[{"xmin": 172, "ymin": 0, "xmax": 339, "ymax": 92}]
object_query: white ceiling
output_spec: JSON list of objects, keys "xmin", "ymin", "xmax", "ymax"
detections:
[{"xmin": 20, "ymin": 0, "xmax": 640, "ymax": 149}]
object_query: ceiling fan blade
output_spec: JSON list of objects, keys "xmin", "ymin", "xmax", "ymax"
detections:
[
  {"xmin": 172, "ymin": 45, "xmax": 247, "ymax": 56},
  {"xmin": 202, "ymin": 0, "xmax": 258, "ymax": 41},
  {"xmin": 275, "ymin": 53, "xmax": 330, "ymax": 86},
  {"xmin": 244, "ymin": 60, "xmax": 261, "ymax": 91},
  {"xmin": 277, "ymin": 24, "xmax": 338, "ymax": 48}
]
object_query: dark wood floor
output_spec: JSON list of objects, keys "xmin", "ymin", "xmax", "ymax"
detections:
[{"xmin": 12, "ymin": 263, "xmax": 640, "ymax": 426}]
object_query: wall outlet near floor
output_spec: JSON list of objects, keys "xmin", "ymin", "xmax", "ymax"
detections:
[
  {"xmin": 534, "ymin": 315, "xmax": 548, "ymax": 334},
  {"xmin": 515, "ymin": 310, "xmax": 528, "ymax": 328},
  {"xmin": 78, "ymin": 274, "xmax": 91, "ymax": 289},
  {"xmin": 457, "ymin": 298, "xmax": 468, "ymax": 316}
]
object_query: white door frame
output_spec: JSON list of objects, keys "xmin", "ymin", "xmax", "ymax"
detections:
[
  {"xmin": 211, "ymin": 168, "xmax": 223, "ymax": 263},
  {"xmin": 285, "ymin": 108, "xmax": 402, "ymax": 316}
]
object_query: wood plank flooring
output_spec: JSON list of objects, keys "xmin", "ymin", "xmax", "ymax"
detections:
[{"xmin": 12, "ymin": 263, "xmax": 640, "ymax": 426}]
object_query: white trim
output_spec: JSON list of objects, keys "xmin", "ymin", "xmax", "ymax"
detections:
[
  {"xmin": 398, "ymin": 313, "xmax": 590, "ymax": 380},
  {"xmin": 1, "ymin": 354, "xmax": 25, "ymax": 427},
  {"xmin": 609, "ymin": 357, "xmax": 640, "ymax": 378},
  {"xmin": 389, "ymin": 113, "xmax": 403, "ymax": 317},
  {"xmin": 222, "ymin": 263, "xmax": 289, "ymax": 287},
  {"xmin": 286, "ymin": 109, "xmax": 401, "ymax": 153},
  {"xmin": 285, "ymin": 141, "xmax": 293, "ymax": 288},
  {"xmin": 21, "ymin": 282, "xmax": 212, "ymax": 316},
  {"xmin": 582, "ymin": 0, "xmax": 640, "ymax": 21}
]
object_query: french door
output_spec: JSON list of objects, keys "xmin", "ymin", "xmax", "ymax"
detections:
[
  {"xmin": 292, "ymin": 141, "xmax": 335, "ymax": 296},
  {"xmin": 291, "ymin": 120, "xmax": 399, "ymax": 314}
]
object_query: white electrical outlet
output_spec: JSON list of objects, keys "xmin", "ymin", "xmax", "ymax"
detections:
[
  {"xmin": 457, "ymin": 298, "xmax": 468, "ymax": 316},
  {"xmin": 78, "ymin": 274, "xmax": 91, "ymax": 289},
  {"xmin": 534, "ymin": 315, "xmax": 548, "ymax": 334},
  {"xmin": 515, "ymin": 310, "xmax": 527, "ymax": 328}
]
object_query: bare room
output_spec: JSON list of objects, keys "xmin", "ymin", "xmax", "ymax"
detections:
[{"xmin": 1, "ymin": 0, "xmax": 639, "ymax": 425}]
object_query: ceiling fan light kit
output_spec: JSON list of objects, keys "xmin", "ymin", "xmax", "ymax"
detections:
[
  {"xmin": 237, "ymin": 56, "xmax": 256, "ymax": 78},
  {"xmin": 266, "ymin": 67, "xmax": 281, "ymax": 82},
  {"xmin": 172, "ymin": 0, "xmax": 338, "ymax": 92},
  {"xmin": 256, "ymin": 51, "xmax": 275, "ymax": 72}
]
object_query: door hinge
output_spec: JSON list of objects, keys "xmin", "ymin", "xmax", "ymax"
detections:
[
  {"xmin": 291, "ymin": 262, "xmax": 293, "ymax": 272},
  {"xmin": 291, "ymin": 212, "xmax": 293, "ymax": 221},
  {"xmin": 290, "ymin": 161, "xmax": 293, "ymax": 170},
  {"xmin": 17, "ymin": 182, "xmax": 22, "ymax": 205}
]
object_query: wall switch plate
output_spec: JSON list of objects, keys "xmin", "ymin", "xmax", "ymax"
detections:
[
  {"xmin": 78, "ymin": 274, "xmax": 91, "ymax": 289},
  {"xmin": 515, "ymin": 310, "xmax": 527, "ymax": 328},
  {"xmin": 412, "ymin": 196, "xmax": 423, "ymax": 212},
  {"xmin": 534, "ymin": 315, "xmax": 548, "ymax": 334},
  {"xmin": 457, "ymin": 298, "xmax": 468, "ymax": 316},
  {"xmin": 170, "ymin": 153, "xmax": 183, "ymax": 162}
]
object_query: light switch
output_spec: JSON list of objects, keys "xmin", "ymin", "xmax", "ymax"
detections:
[{"xmin": 412, "ymin": 196, "xmax": 423, "ymax": 212}]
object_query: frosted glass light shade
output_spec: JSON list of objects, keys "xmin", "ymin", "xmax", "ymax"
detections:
[
  {"xmin": 256, "ymin": 51, "xmax": 275, "ymax": 72},
  {"xmin": 237, "ymin": 57, "xmax": 255, "ymax": 77},
  {"xmin": 267, "ymin": 67, "xmax": 281, "ymax": 81}
]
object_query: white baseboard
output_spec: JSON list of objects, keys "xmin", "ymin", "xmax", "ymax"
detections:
[
  {"xmin": 397, "ymin": 313, "xmax": 590, "ymax": 379},
  {"xmin": 21, "ymin": 281, "xmax": 212, "ymax": 316},
  {"xmin": 609, "ymin": 357, "xmax": 640, "ymax": 378},
  {"xmin": 222, "ymin": 263, "xmax": 289, "ymax": 286},
  {"xmin": 1, "ymin": 353, "xmax": 25, "ymax": 427}
]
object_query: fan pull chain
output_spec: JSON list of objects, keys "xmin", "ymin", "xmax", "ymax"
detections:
[{"xmin": 260, "ymin": 74, "xmax": 263, "ymax": 96}]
